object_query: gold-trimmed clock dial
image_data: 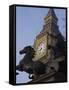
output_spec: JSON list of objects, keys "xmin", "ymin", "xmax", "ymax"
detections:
[
  {"xmin": 34, "ymin": 35, "xmax": 48, "ymax": 61},
  {"xmin": 36, "ymin": 42, "xmax": 46, "ymax": 55},
  {"xmin": 38, "ymin": 43, "xmax": 45, "ymax": 51}
]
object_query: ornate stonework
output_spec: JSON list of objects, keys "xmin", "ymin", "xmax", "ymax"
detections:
[
  {"xmin": 28, "ymin": 8, "xmax": 66, "ymax": 83},
  {"xmin": 33, "ymin": 9, "xmax": 64, "ymax": 64}
]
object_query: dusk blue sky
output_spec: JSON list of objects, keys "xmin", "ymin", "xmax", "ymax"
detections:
[{"xmin": 16, "ymin": 6, "xmax": 66, "ymax": 83}]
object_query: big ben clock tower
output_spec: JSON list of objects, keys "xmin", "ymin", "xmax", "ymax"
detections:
[{"xmin": 33, "ymin": 8, "xmax": 63, "ymax": 64}]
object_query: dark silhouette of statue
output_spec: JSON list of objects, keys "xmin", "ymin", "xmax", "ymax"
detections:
[
  {"xmin": 16, "ymin": 46, "xmax": 46, "ymax": 79},
  {"xmin": 16, "ymin": 39, "xmax": 66, "ymax": 81}
]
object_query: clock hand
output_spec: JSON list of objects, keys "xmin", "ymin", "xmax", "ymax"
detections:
[{"xmin": 39, "ymin": 47, "xmax": 42, "ymax": 51}]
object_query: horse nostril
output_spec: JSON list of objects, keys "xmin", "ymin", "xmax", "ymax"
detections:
[
  {"xmin": 19, "ymin": 51, "xmax": 21, "ymax": 54},
  {"xmin": 19, "ymin": 50, "xmax": 23, "ymax": 54}
]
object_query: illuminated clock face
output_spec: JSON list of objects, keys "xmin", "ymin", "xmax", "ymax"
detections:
[
  {"xmin": 33, "ymin": 35, "xmax": 48, "ymax": 61},
  {"xmin": 37, "ymin": 43, "xmax": 45, "ymax": 52},
  {"xmin": 36, "ymin": 42, "xmax": 46, "ymax": 58}
]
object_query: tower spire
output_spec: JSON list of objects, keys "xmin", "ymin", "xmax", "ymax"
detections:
[
  {"xmin": 44, "ymin": 8, "xmax": 58, "ymax": 20},
  {"xmin": 48, "ymin": 9, "xmax": 57, "ymax": 18},
  {"xmin": 43, "ymin": 8, "xmax": 58, "ymax": 28},
  {"xmin": 40, "ymin": 8, "xmax": 59, "ymax": 35}
]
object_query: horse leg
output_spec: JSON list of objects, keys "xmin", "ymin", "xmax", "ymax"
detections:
[
  {"xmin": 16, "ymin": 64, "xmax": 24, "ymax": 71},
  {"xmin": 28, "ymin": 74, "xmax": 34, "ymax": 79}
]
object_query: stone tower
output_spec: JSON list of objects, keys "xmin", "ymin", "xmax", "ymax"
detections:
[
  {"xmin": 28, "ymin": 8, "xmax": 66, "ymax": 84},
  {"xmin": 33, "ymin": 8, "xmax": 64, "ymax": 64}
]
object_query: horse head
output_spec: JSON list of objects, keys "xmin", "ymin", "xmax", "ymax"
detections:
[{"xmin": 19, "ymin": 46, "xmax": 35, "ymax": 58}]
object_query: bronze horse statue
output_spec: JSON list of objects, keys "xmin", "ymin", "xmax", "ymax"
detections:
[{"xmin": 16, "ymin": 46, "xmax": 46, "ymax": 79}]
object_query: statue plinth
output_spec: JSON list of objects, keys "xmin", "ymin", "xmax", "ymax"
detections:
[{"xmin": 27, "ymin": 71, "xmax": 56, "ymax": 84}]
